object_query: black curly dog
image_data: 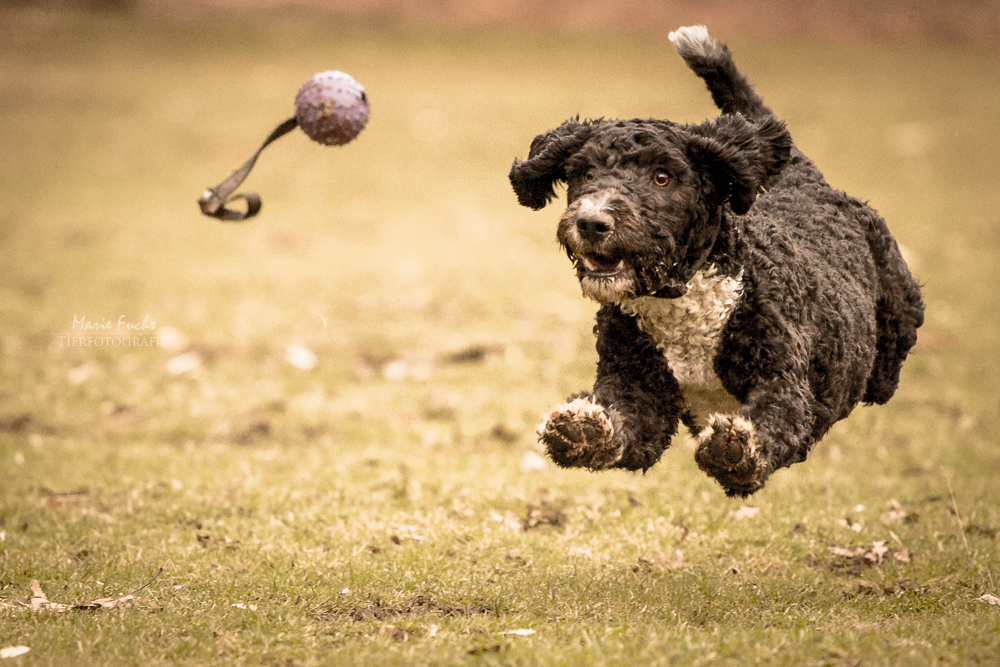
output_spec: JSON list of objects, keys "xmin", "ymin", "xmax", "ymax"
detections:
[{"xmin": 509, "ymin": 26, "xmax": 924, "ymax": 496}]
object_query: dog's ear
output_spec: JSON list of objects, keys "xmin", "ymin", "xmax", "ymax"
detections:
[
  {"xmin": 509, "ymin": 119, "xmax": 595, "ymax": 210},
  {"xmin": 687, "ymin": 114, "xmax": 792, "ymax": 215}
]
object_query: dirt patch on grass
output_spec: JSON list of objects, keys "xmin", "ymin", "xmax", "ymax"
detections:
[{"xmin": 323, "ymin": 595, "xmax": 495, "ymax": 622}]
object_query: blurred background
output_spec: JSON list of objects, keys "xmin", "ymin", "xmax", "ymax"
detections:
[{"xmin": 7, "ymin": 0, "xmax": 1000, "ymax": 40}]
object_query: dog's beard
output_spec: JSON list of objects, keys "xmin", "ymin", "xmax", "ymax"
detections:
[
  {"xmin": 566, "ymin": 250, "xmax": 638, "ymax": 303},
  {"xmin": 579, "ymin": 272, "xmax": 636, "ymax": 304},
  {"xmin": 571, "ymin": 249, "xmax": 700, "ymax": 303}
]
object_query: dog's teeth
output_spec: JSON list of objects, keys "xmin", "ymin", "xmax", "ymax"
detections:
[
  {"xmin": 583, "ymin": 257, "xmax": 596, "ymax": 271},
  {"xmin": 614, "ymin": 260, "xmax": 624, "ymax": 271}
]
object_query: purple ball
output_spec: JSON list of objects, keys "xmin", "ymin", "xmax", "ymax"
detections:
[{"xmin": 294, "ymin": 71, "xmax": 369, "ymax": 146}]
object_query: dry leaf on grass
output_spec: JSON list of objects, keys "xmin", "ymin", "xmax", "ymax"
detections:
[
  {"xmin": 156, "ymin": 327, "xmax": 188, "ymax": 351},
  {"xmin": 978, "ymin": 593, "xmax": 1000, "ymax": 606},
  {"xmin": 845, "ymin": 578, "xmax": 926, "ymax": 598},
  {"xmin": 881, "ymin": 499, "xmax": 918, "ymax": 525},
  {"xmin": 30, "ymin": 580, "xmax": 72, "ymax": 612},
  {"xmin": 729, "ymin": 505, "xmax": 760, "ymax": 520},
  {"xmin": 632, "ymin": 550, "xmax": 684, "ymax": 573},
  {"xmin": 285, "ymin": 344, "xmax": 318, "ymax": 371},
  {"xmin": 521, "ymin": 451, "xmax": 547, "ymax": 473},
  {"xmin": 489, "ymin": 509, "xmax": 524, "ymax": 532},
  {"xmin": 838, "ymin": 517, "xmax": 863, "ymax": 532},
  {"xmin": 0, "ymin": 646, "xmax": 31, "ymax": 659},
  {"xmin": 26, "ymin": 568, "xmax": 162, "ymax": 613},
  {"xmin": 523, "ymin": 502, "xmax": 567, "ymax": 530},
  {"xmin": 829, "ymin": 541, "xmax": 889, "ymax": 565},
  {"xmin": 378, "ymin": 624, "xmax": 411, "ymax": 641},
  {"xmin": 166, "ymin": 351, "xmax": 201, "ymax": 375},
  {"xmin": 77, "ymin": 593, "xmax": 136, "ymax": 610}
]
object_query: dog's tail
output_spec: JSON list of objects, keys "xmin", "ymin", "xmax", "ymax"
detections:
[{"xmin": 668, "ymin": 26, "xmax": 772, "ymax": 119}]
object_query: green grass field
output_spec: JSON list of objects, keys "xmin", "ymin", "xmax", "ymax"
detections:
[{"xmin": 1, "ymin": 7, "xmax": 999, "ymax": 665}]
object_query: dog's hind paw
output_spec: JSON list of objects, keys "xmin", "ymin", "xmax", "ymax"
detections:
[
  {"xmin": 538, "ymin": 398, "xmax": 623, "ymax": 471},
  {"xmin": 695, "ymin": 414, "xmax": 770, "ymax": 496}
]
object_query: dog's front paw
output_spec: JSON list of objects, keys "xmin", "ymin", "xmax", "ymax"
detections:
[
  {"xmin": 695, "ymin": 414, "xmax": 770, "ymax": 496},
  {"xmin": 538, "ymin": 398, "xmax": 623, "ymax": 471}
]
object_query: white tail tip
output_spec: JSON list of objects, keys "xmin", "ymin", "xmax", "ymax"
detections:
[{"xmin": 668, "ymin": 25, "xmax": 716, "ymax": 58}]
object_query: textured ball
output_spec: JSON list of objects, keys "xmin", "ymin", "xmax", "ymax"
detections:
[{"xmin": 294, "ymin": 71, "xmax": 369, "ymax": 146}]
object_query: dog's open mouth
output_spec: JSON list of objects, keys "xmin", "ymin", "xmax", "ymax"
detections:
[
  {"xmin": 578, "ymin": 253, "xmax": 626, "ymax": 276},
  {"xmin": 574, "ymin": 252, "xmax": 636, "ymax": 303}
]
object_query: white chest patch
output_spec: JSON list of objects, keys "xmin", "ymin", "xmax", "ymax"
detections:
[{"xmin": 619, "ymin": 265, "xmax": 743, "ymax": 428}]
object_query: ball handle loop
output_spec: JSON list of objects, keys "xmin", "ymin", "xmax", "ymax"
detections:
[{"xmin": 198, "ymin": 116, "xmax": 299, "ymax": 221}]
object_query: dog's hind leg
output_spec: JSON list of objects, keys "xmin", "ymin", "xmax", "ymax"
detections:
[
  {"xmin": 860, "ymin": 208, "xmax": 925, "ymax": 404},
  {"xmin": 669, "ymin": 25, "xmax": 773, "ymax": 119},
  {"xmin": 538, "ymin": 306, "xmax": 684, "ymax": 473}
]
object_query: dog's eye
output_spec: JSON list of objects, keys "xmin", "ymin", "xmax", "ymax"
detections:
[
  {"xmin": 654, "ymin": 171, "xmax": 670, "ymax": 187},
  {"xmin": 584, "ymin": 170, "xmax": 596, "ymax": 182}
]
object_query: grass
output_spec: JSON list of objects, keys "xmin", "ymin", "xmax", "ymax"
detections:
[{"xmin": 2, "ymin": 6, "xmax": 999, "ymax": 666}]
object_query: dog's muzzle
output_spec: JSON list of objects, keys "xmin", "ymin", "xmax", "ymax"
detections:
[{"xmin": 558, "ymin": 191, "xmax": 638, "ymax": 303}]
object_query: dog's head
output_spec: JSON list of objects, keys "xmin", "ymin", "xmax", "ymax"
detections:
[{"xmin": 509, "ymin": 114, "xmax": 791, "ymax": 302}]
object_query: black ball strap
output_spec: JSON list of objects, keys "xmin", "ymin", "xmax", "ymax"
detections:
[{"xmin": 198, "ymin": 116, "xmax": 299, "ymax": 221}]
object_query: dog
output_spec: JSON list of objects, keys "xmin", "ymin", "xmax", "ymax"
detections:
[{"xmin": 508, "ymin": 26, "xmax": 924, "ymax": 496}]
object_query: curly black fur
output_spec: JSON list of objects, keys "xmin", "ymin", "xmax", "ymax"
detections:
[{"xmin": 509, "ymin": 26, "xmax": 924, "ymax": 496}]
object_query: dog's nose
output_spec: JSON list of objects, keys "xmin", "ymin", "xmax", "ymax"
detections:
[{"xmin": 576, "ymin": 210, "xmax": 615, "ymax": 242}]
